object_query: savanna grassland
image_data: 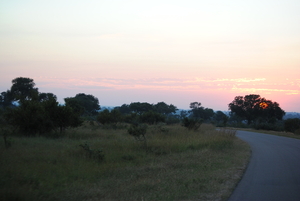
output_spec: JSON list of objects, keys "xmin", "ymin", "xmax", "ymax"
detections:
[{"xmin": 0, "ymin": 123, "xmax": 250, "ymax": 201}]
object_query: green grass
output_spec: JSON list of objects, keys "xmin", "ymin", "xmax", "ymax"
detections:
[{"xmin": 0, "ymin": 123, "xmax": 250, "ymax": 201}]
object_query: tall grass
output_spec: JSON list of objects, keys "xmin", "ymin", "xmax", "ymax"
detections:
[{"xmin": 0, "ymin": 123, "xmax": 249, "ymax": 201}]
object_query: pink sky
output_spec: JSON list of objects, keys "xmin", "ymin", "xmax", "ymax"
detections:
[{"xmin": 1, "ymin": 0, "xmax": 300, "ymax": 112}]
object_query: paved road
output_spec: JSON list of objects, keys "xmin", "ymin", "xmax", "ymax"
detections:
[{"xmin": 228, "ymin": 130, "xmax": 300, "ymax": 201}]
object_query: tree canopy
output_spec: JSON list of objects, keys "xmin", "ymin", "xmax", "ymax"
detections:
[
  {"xmin": 120, "ymin": 102, "xmax": 177, "ymax": 115},
  {"xmin": 129, "ymin": 102, "xmax": 153, "ymax": 114},
  {"xmin": 10, "ymin": 77, "xmax": 38, "ymax": 101},
  {"xmin": 2, "ymin": 77, "xmax": 83, "ymax": 136},
  {"xmin": 228, "ymin": 94, "xmax": 285, "ymax": 124},
  {"xmin": 65, "ymin": 93, "xmax": 100, "ymax": 116},
  {"xmin": 114, "ymin": 104, "xmax": 131, "ymax": 114},
  {"xmin": 0, "ymin": 90, "xmax": 13, "ymax": 108},
  {"xmin": 189, "ymin": 102, "xmax": 214, "ymax": 121},
  {"xmin": 153, "ymin": 102, "xmax": 177, "ymax": 115}
]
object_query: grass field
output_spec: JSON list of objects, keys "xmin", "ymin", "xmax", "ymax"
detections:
[{"xmin": 0, "ymin": 123, "xmax": 250, "ymax": 201}]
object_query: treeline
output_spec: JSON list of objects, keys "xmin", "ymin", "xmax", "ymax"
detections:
[
  {"xmin": 0, "ymin": 77, "xmax": 229, "ymax": 136},
  {"xmin": 0, "ymin": 78, "xmax": 85, "ymax": 136},
  {"xmin": 97, "ymin": 101, "xmax": 228, "ymax": 127},
  {"xmin": 227, "ymin": 94, "xmax": 300, "ymax": 134},
  {"xmin": 1, "ymin": 77, "xmax": 299, "ymax": 136}
]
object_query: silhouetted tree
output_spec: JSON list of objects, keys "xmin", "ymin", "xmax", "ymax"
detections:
[
  {"xmin": 189, "ymin": 102, "xmax": 214, "ymax": 121},
  {"xmin": 140, "ymin": 111, "xmax": 165, "ymax": 124},
  {"xmin": 10, "ymin": 77, "xmax": 38, "ymax": 101},
  {"xmin": 64, "ymin": 97, "xmax": 84, "ymax": 115},
  {"xmin": 97, "ymin": 109, "xmax": 123, "ymax": 125},
  {"xmin": 114, "ymin": 104, "xmax": 131, "ymax": 114},
  {"xmin": 214, "ymin": 111, "xmax": 228, "ymax": 126},
  {"xmin": 153, "ymin": 102, "xmax": 177, "ymax": 115},
  {"xmin": 5, "ymin": 95, "xmax": 82, "ymax": 136},
  {"xmin": 3, "ymin": 77, "xmax": 82, "ymax": 136},
  {"xmin": 54, "ymin": 105, "xmax": 83, "ymax": 133},
  {"xmin": 0, "ymin": 90, "xmax": 13, "ymax": 108},
  {"xmin": 65, "ymin": 93, "xmax": 100, "ymax": 116},
  {"xmin": 129, "ymin": 102, "xmax": 153, "ymax": 114},
  {"xmin": 228, "ymin": 94, "xmax": 285, "ymax": 124},
  {"xmin": 38, "ymin": 92, "xmax": 57, "ymax": 102}
]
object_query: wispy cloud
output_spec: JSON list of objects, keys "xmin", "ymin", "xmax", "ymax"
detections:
[
  {"xmin": 184, "ymin": 77, "xmax": 266, "ymax": 83},
  {"xmin": 35, "ymin": 76, "xmax": 300, "ymax": 96},
  {"xmin": 231, "ymin": 86, "xmax": 299, "ymax": 95}
]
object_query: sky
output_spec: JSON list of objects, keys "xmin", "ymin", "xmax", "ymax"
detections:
[{"xmin": 1, "ymin": 0, "xmax": 300, "ymax": 112}]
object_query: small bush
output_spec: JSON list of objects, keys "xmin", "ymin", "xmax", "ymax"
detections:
[
  {"xmin": 182, "ymin": 117, "xmax": 203, "ymax": 131},
  {"xmin": 284, "ymin": 118, "xmax": 300, "ymax": 134},
  {"xmin": 128, "ymin": 124, "xmax": 147, "ymax": 141}
]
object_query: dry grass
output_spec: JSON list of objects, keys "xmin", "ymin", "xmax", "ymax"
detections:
[{"xmin": 0, "ymin": 123, "xmax": 250, "ymax": 201}]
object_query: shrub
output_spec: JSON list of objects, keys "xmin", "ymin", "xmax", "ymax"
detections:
[
  {"xmin": 139, "ymin": 111, "xmax": 165, "ymax": 124},
  {"xmin": 127, "ymin": 124, "xmax": 147, "ymax": 141},
  {"xmin": 4, "ymin": 100, "xmax": 82, "ymax": 136},
  {"xmin": 97, "ymin": 109, "xmax": 123, "ymax": 125},
  {"xmin": 181, "ymin": 117, "xmax": 203, "ymax": 131},
  {"xmin": 253, "ymin": 121, "xmax": 284, "ymax": 131},
  {"xmin": 284, "ymin": 118, "xmax": 300, "ymax": 134},
  {"xmin": 123, "ymin": 113, "xmax": 139, "ymax": 124},
  {"xmin": 128, "ymin": 123, "xmax": 148, "ymax": 151}
]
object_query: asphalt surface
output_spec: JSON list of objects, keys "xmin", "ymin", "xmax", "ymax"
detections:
[{"xmin": 228, "ymin": 130, "xmax": 300, "ymax": 201}]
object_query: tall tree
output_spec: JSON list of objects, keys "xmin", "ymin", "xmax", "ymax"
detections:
[
  {"xmin": 3, "ymin": 77, "xmax": 84, "ymax": 135},
  {"xmin": 5, "ymin": 95, "xmax": 82, "ymax": 135},
  {"xmin": 38, "ymin": 92, "xmax": 57, "ymax": 102},
  {"xmin": 97, "ymin": 109, "xmax": 123, "ymax": 125},
  {"xmin": 65, "ymin": 93, "xmax": 100, "ymax": 116},
  {"xmin": 129, "ymin": 102, "xmax": 153, "ymax": 114},
  {"xmin": 0, "ymin": 90, "xmax": 13, "ymax": 108},
  {"xmin": 214, "ymin": 111, "xmax": 228, "ymax": 126},
  {"xmin": 228, "ymin": 94, "xmax": 285, "ymax": 124},
  {"xmin": 10, "ymin": 77, "xmax": 38, "ymax": 101},
  {"xmin": 140, "ymin": 111, "xmax": 166, "ymax": 124},
  {"xmin": 154, "ymin": 102, "xmax": 177, "ymax": 115},
  {"xmin": 114, "ymin": 104, "xmax": 131, "ymax": 114},
  {"xmin": 189, "ymin": 102, "xmax": 214, "ymax": 121}
]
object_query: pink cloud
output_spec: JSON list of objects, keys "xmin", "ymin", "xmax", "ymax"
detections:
[
  {"xmin": 34, "ymin": 76, "xmax": 299, "ymax": 94},
  {"xmin": 1, "ymin": 75, "xmax": 298, "ymax": 111}
]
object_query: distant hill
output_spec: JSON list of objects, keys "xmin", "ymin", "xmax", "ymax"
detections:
[{"xmin": 283, "ymin": 112, "xmax": 300, "ymax": 120}]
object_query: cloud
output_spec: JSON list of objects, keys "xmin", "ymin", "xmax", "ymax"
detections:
[
  {"xmin": 34, "ymin": 76, "xmax": 300, "ymax": 96},
  {"xmin": 183, "ymin": 77, "xmax": 266, "ymax": 83},
  {"xmin": 231, "ymin": 86, "xmax": 299, "ymax": 95}
]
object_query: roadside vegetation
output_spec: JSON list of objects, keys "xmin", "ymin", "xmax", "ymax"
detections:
[
  {"xmin": 1, "ymin": 77, "xmax": 299, "ymax": 200},
  {"xmin": 0, "ymin": 123, "xmax": 250, "ymax": 201},
  {"xmin": 227, "ymin": 94, "xmax": 300, "ymax": 137}
]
